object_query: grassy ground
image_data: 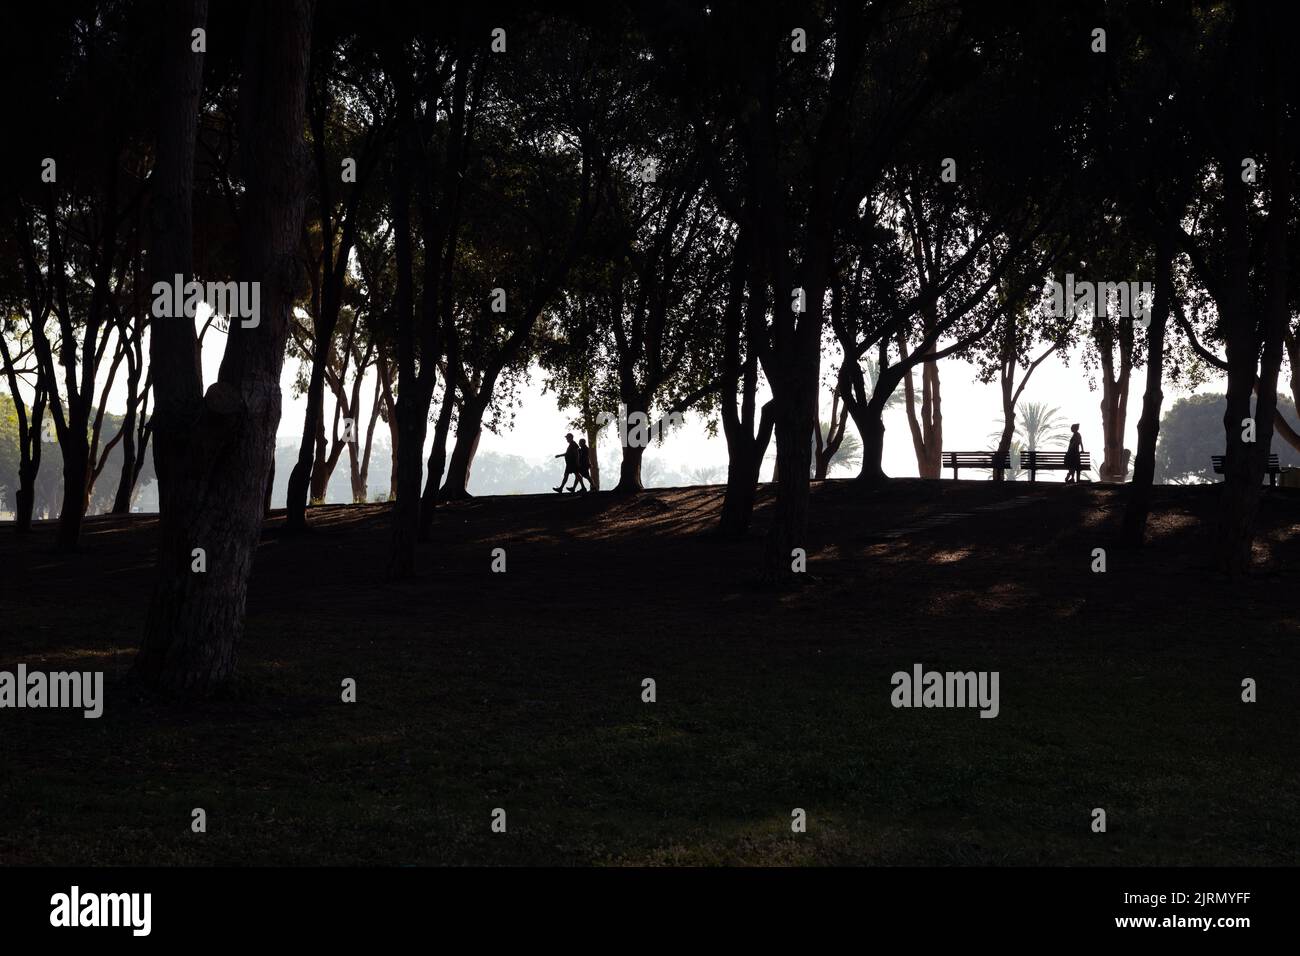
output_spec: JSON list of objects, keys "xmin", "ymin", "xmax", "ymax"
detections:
[{"xmin": 2, "ymin": 479, "xmax": 1298, "ymax": 865}]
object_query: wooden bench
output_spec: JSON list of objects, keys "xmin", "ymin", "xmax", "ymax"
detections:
[
  {"xmin": 1211, "ymin": 454, "xmax": 1281, "ymax": 486},
  {"xmin": 942, "ymin": 451, "xmax": 1011, "ymax": 479},
  {"xmin": 1023, "ymin": 449, "xmax": 1089, "ymax": 482}
]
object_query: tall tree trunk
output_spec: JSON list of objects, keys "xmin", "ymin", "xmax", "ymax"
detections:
[
  {"xmin": 353, "ymin": 372, "xmax": 382, "ymax": 502},
  {"xmin": 993, "ymin": 419, "xmax": 1015, "ymax": 481},
  {"xmin": 1121, "ymin": 238, "xmax": 1173, "ymax": 546},
  {"xmin": 719, "ymin": 440, "xmax": 765, "ymax": 535},
  {"xmin": 15, "ymin": 465, "xmax": 37, "ymax": 531},
  {"xmin": 718, "ymin": 227, "xmax": 772, "ymax": 536},
  {"xmin": 441, "ymin": 397, "xmax": 485, "ymax": 501},
  {"xmin": 145, "ymin": 1, "xmax": 207, "ymax": 518},
  {"xmin": 851, "ymin": 351, "xmax": 906, "ymax": 486},
  {"xmin": 55, "ymin": 427, "xmax": 90, "ymax": 551},
  {"xmin": 385, "ymin": 64, "xmax": 437, "ymax": 579},
  {"xmin": 135, "ymin": 0, "xmax": 314, "ymax": 695},
  {"xmin": 309, "ymin": 406, "xmax": 331, "ymax": 501},
  {"xmin": 855, "ymin": 401, "xmax": 887, "ymax": 484},
  {"xmin": 1099, "ymin": 384, "xmax": 1128, "ymax": 481},
  {"xmin": 615, "ymin": 442, "xmax": 646, "ymax": 492},
  {"xmin": 992, "ymin": 318, "xmax": 1017, "ymax": 481},
  {"xmin": 760, "ymin": 270, "xmax": 823, "ymax": 580},
  {"xmin": 901, "ymin": 341, "xmax": 943, "ymax": 479},
  {"xmin": 110, "ymin": 404, "xmax": 138, "ymax": 514},
  {"xmin": 1216, "ymin": 105, "xmax": 1289, "ymax": 575},
  {"xmin": 285, "ymin": 360, "xmax": 328, "ymax": 529},
  {"xmin": 613, "ymin": 399, "xmax": 649, "ymax": 493},
  {"xmin": 762, "ymin": 383, "xmax": 816, "ymax": 579},
  {"xmin": 1096, "ymin": 322, "xmax": 1133, "ymax": 482},
  {"xmin": 389, "ymin": 402, "xmax": 427, "ymax": 575}
]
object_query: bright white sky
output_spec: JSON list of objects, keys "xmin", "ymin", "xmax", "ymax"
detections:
[
  {"xmin": 75, "ymin": 310, "xmax": 1218, "ymax": 482},
  {"xmin": 11, "ymin": 304, "xmax": 1231, "ymax": 486}
]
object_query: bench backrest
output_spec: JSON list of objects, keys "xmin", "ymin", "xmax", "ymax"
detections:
[
  {"xmin": 942, "ymin": 451, "xmax": 1011, "ymax": 467},
  {"xmin": 1024, "ymin": 450, "xmax": 1089, "ymax": 468},
  {"xmin": 1212, "ymin": 454, "xmax": 1280, "ymax": 471}
]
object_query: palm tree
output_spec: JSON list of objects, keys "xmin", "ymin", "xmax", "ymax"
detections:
[
  {"xmin": 1016, "ymin": 401, "xmax": 1070, "ymax": 451},
  {"xmin": 867, "ymin": 357, "xmax": 903, "ymax": 410},
  {"xmin": 810, "ymin": 425, "xmax": 863, "ymax": 476},
  {"xmin": 640, "ymin": 456, "xmax": 665, "ymax": 487},
  {"xmin": 990, "ymin": 400, "xmax": 1070, "ymax": 451},
  {"xmin": 687, "ymin": 464, "xmax": 723, "ymax": 485}
]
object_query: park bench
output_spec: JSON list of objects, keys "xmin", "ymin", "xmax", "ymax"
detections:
[
  {"xmin": 1023, "ymin": 449, "xmax": 1089, "ymax": 482},
  {"xmin": 1211, "ymin": 454, "xmax": 1281, "ymax": 486},
  {"xmin": 942, "ymin": 450, "xmax": 1011, "ymax": 479}
]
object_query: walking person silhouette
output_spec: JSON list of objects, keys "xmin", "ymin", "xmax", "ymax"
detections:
[
  {"xmin": 575, "ymin": 438, "xmax": 592, "ymax": 493},
  {"xmin": 554, "ymin": 433, "xmax": 582, "ymax": 493},
  {"xmin": 1064, "ymin": 423, "xmax": 1085, "ymax": 483}
]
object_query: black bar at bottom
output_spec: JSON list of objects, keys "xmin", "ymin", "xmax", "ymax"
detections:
[{"xmin": 1, "ymin": 865, "xmax": 1287, "ymax": 943}]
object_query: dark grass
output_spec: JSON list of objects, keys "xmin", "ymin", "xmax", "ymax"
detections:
[{"xmin": 1, "ymin": 479, "xmax": 1298, "ymax": 865}]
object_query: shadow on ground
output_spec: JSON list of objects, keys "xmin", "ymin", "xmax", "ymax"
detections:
[{"xmin": 2, "ymin": 479, "xmax": 1297, "ymax": 864}]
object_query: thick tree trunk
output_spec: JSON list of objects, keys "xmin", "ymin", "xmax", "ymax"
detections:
[
  {"xmin": 856, "ymin": 405, "xmax": 887, "ymax": 484},
  {"xmin": 1099, "ymin": 386, "xmax": 1128, "ymax": 481},
  {"xmin": 145, "ymin": 6, "xmax": 207, "ymax": 520},
  {"xmin": 717, "ymin": 221, "xmax": 766, "ymax": 536},
  {"xmin": 55, "ymin": 431, "xmax": 90, "ymax": 551},
  {"xmin": 384, "ymin": 60, "xmax": 440, "ymax": 579},
  {"xmin": 902, "ymin": 345, "xmax": 943, "ymax": 479},
  {"xmin": 759, "ymin": 272, "xmax": 823, "ymax": 581},
  {"xmin": 852, "ymin": 364, "xmax": 900, "ymax": 487},
  {"xmin": 993, "ymin": 419, "xmax": 1015, "ymax": 482},
  {"xmin": 762, "ymin": 390, "xmax": 815, "ymax": 580},
  {"xmin": 388, "ymin": 405, "xmax": 427, "ymax": 578},
  {"xmin": 346, "ymin": 438, "xmax": 363, "ymax": 502},
  {"xmin": 1217, "ymin": 280, "xmax": 1287, "ymax": 568},
  {"xmin": 718, "ymin": 444, "xmax": 762, "ymax": 536},
  {"xmin": 1121, "ymin": 240, "xmax": 1172, "ymax": 547},
  {"xmin": 309, "ymin": 410, "xmax": 337, "ymax": 502},
  {"xmin": 1096, "ymin": 326, "xmax": 1132, "ymax": 482},
  {"xmin": 14, "ymin": 440, "xmax": 41, "ymax": 531},
  {"xmin": 441, "ymin": 399, "xmax": 484, "ymax": 501},
  {"xmin": 615, "ymin": 442, "xmax": 646, "ymax": 492},
  {"xmin": 15, "ymin": 481, "xmax": 35, "ymax": 531},
  {"xmin": 1217, "ymin": 350, "xmax": 1264, "ymax": 576},
  {"xmin": 135, "ymin": 0, "xmax": 313, "ymax": 696},
  {"xmin": 1214, "ymin": 84, "xmax": 1291, "ymax": 577}
]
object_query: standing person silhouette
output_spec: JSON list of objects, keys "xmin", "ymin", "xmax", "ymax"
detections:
[
  {"xmin": 554, "ymin": 433, "xmax": 580, "ymax": 493},
  {"xmin": 575, "ymin": 438, "xmax": 592, "ymax": 493},
  {"xmin": 1064, "ymin": 423, "xmax": 1085, "ymax": 483}
]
